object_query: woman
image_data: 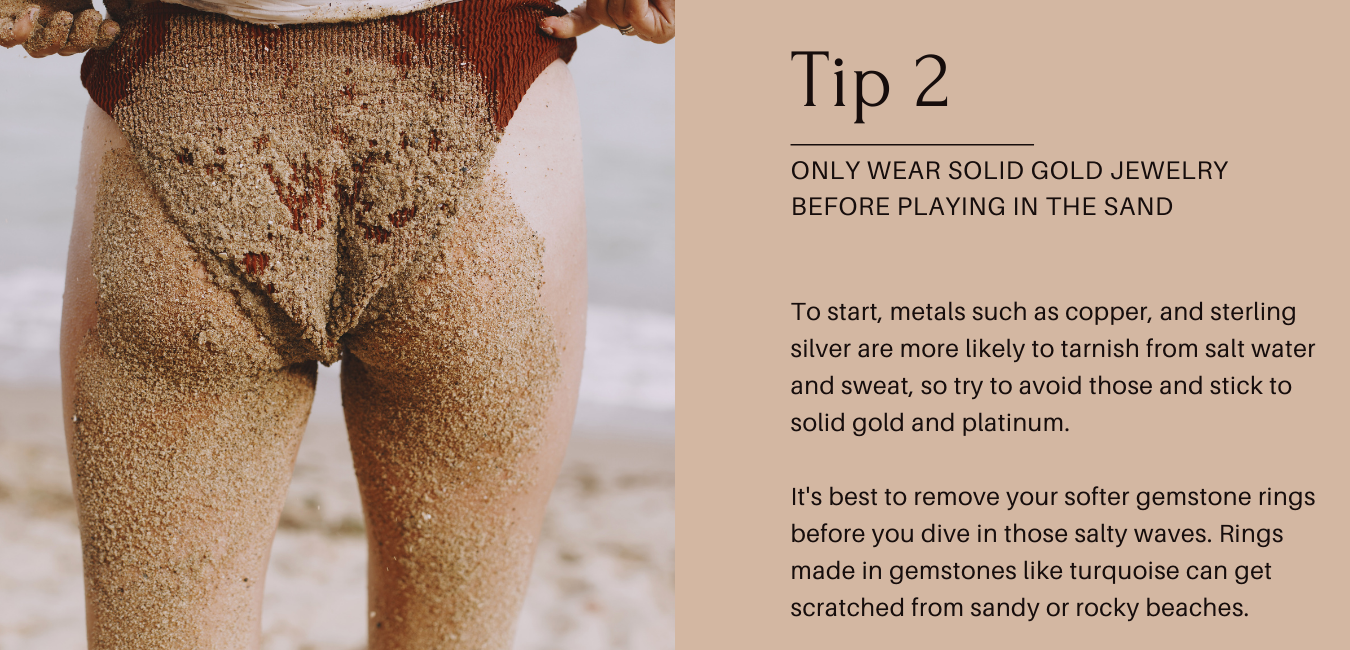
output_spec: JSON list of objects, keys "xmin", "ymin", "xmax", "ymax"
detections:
[{"xmin": 3, "ymin": 0, "xmax": 672, "ymax": 647}]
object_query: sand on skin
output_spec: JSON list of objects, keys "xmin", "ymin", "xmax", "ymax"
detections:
[
  {"xmin": 0, "ymin": 383, "xmax": 674, "ymax": 649},
  {"xmin": 72, "ymin": 6, "xmax": 570, "ymax": 645}
]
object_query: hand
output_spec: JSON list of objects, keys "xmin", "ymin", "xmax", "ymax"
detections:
[
  {"xmin": 539, "ymin": 0, "xmax": 674, "ymax": 44},
  {"xmin": 1, "ymin": 0, "xmax": 119, "ymax": 57}
]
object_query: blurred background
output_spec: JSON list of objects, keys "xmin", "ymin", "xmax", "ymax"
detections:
[{"xmin": 0, "ymin": 8, "xmax": 673, "ymax": 649}]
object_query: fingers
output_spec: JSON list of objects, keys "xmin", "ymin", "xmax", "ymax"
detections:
[
  {"xmin": 539, "ymin": 3, "xmax": 601, "ymax": 39},
  {"xmin": 60, "ymin": 7, "xmax": 99, "ymax": 54},
  {"xmin": 25, "ymin": 9, "xmax": 72, "ymax": 57},
  {"xmin": 604, "ymin": 0, "xmax": 627, "ymax": 28},
  {"xmin": 5, "ymin": 6, "xmax": 117, "ymax": 56},
  {"xmin": 1, "ymin": 6, "xmax": 39, "ymax": 48},
  {"xmin": 577, "ymin": 0, "xmax": 616, "ymax": 28},
  {"xmin": 568, "ymin": 0, "xmax": 675, "ymax": 44},
  {"xmin": 0, "ymin": 16, "xmax": 16, "ymax": 47},
  {"xmin": 540, "ymin": 0, "xmax": 679, "ymax": 44},
  {"xmin": 634, "ymin": 0, "xmax": 675, "ymax": 44},
  {"xmin": 93, "ymin": 18, "xmax": 117, "ymax": 49}
]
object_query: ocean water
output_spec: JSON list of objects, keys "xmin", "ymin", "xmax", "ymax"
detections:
[{"xmin": 0, "ymin": 22, "xmax": 674, "ymax": 430}]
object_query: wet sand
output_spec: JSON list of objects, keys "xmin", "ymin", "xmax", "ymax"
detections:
[{"xmin": 0, "ymin": 384, "xmax": 674, "ymax": 649}]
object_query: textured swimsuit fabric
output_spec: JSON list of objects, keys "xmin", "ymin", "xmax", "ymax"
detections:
[{"xmin": 80, "ymin": 0, "xmax": 576, "ymax": 363}]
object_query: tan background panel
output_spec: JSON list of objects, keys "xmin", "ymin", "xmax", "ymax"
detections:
[{"xmin": 677, "ymin": 1, "xmax": 1346, "ymax": 647}]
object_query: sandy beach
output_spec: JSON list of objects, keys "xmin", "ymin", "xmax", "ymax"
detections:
[{"xmin": 0, "ymin": 383, "xmax": 674, "ymax": 649}]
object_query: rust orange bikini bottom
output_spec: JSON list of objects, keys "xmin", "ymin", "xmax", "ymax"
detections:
[{"xmin": 80, "ymin": 0, "xmax": 576, "ymax": 363}]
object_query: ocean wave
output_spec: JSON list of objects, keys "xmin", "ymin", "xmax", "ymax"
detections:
[
  {"xmin": 580, "ymin": 305, "xmax": 675, "ymax": 412},
  {"xmin": 0, "ymin": 268, "xmax": 64, "ymax": 384}
]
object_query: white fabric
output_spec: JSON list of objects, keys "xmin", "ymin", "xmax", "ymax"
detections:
[{"xmin": 164, "ymin": 0, "xmax": 462, "ymax": 25}]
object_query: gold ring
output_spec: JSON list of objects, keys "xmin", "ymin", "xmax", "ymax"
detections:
[{"xmin": 617, "ymin": 24, "xmax": 636, "ymax": 35}]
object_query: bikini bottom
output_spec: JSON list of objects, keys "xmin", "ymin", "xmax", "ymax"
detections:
[{"xmin": 81, "ymin": 0, "xmax": 576, "ymax": 364}]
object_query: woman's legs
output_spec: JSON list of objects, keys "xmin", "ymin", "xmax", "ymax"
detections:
[
  {"xmin": 62, "ymin": 103, "xmax": 316, "ymax": 649},
  {"xmin": 341, "ymin": 59, "xmax": 586, "ymax": 649},
  {"xmin": 61, "ymin": 46, "xmax": 582, "ymax": 650}
]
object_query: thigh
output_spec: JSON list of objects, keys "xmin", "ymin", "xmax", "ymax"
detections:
[
  {"xmin": 342, "ymin": 58, "xmax": 585, "ymax": 485},
  {"xmin": 62, "ymin": 101, "xmax": 317, "ymax": 648},
  {"xmin": 338, "ymin": 59, "xmax": 585, "ymax": 648}
]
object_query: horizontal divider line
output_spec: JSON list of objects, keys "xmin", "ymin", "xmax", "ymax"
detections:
[{"xmin": 790, "ymin": 143, "xmax": 1035, "ymax": 147}]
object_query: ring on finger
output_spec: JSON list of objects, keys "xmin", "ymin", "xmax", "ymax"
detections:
[{"xmin": 617, "ymin": 23, "xmax": 636, "ymax": 35}]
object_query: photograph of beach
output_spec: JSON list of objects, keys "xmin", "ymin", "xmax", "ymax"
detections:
[{"xmin": 0, "ymin": 10, "xmax": 674, "ymax": 647}]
